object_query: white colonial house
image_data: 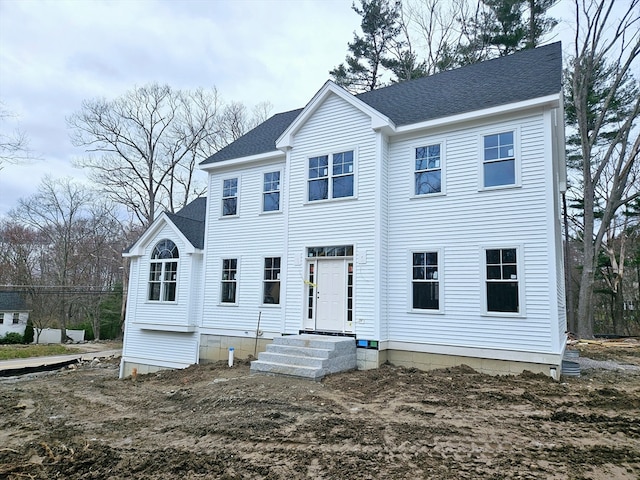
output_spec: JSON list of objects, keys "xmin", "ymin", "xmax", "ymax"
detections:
[{"xmin": 120, "ymin": 43, "xmax": 567, "ymax": 379}]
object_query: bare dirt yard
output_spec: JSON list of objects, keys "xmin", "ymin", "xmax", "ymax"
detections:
[{"xmin": 1, "ymin": 342, "xmax": 639, "ymax": 480}]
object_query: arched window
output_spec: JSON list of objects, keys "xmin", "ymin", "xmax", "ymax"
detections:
[{"xmin": 148, "ymin": 239, "xmax": 179, "ymax": 302}]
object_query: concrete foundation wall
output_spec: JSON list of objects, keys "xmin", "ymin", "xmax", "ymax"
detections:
[
  {"xmin": 358, "ymin": 348, "xmax": 559, "ymax": 378},
  {"xmin": 120, "ymin": 361, "xmax": 170, "ymax": 378},
  {"xmin": 199, "ymin": 334, "xmax": 271, "ymax": 363}
]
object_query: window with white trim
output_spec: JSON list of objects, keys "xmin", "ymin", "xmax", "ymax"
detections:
[
  {"xmin": 263, "ymin": 257, "xmax": 281, "ymax": 304},
  {"xmin": 221, "ymin": 258, "xmax": 238, "ymax": 303},
  {"xmin": 485, "ymin": 248, "xmax": 519, "ymax": 313},
  {"xmin": 412, "ymin": 251, "xmax": 439, "ymax": 310},
  {"xmin": 12, "ymin": 313, "xmax": 20, "ymax": 324},
  {"xmin": 148, "ymin": 239, "xmax": 179, "ymax": 302},
  {"xmin": 308, "ymin": 150, "xmax": 354, "ymax": 201},
  {"xmin": 483, "ymin": 131, "xmax": 515, "ymax": 187},
  {"xmin": 415, "ymin": 144, "xmax": 441, "ymax": 195},
  {"xmin": 263, "ymin": 172, "xmax": 281, "ymax": 212},
  {"xmin": 222, "ymin": 178, "xmax": 238, "ymax": 216}
]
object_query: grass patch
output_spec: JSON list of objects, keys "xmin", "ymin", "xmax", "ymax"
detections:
[{"xmin": 0, "ymin": 344, "xmax": 79, "ymax": 360}]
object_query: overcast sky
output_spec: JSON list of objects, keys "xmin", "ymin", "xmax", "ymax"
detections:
[
  {"xmin": 0, "ymin": 0, "xmax": 589, "ymax": 218},
  {"xmin": 0, "ymin": 0, "xmax": 360, "ymax": 216}
]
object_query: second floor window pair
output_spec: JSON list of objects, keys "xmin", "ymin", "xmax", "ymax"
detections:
[
  {"xmin": 308, "ymin": 150, "xmax": 354, "ymax": 201},
  {"xmin": 414, "ymin": 131, "xmax": 516, "ymax": 196},
  {"xmin": 222, "ymin": 172, "xmax": 281, "ymax": 217}
]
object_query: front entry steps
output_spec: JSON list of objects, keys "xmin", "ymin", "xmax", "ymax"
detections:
[{"xmin": 250, "ymin": 334, "xmax": 356, "ymax": 381}]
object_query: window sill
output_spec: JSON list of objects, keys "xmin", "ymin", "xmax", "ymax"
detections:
[
  {"xmin": 218, "ymin": 302, "xmax": 239, "ymax": 307},
  {"xmin": 408, "ymin": 308, "xmax": 444, "ymax": 315},
  {"xmin": 479, "ymin": 183, "xmax": 521, "ymax": 192},
  {"xmin": 259, "ymin": 210, "xmax": 283, "ymax": 216},
  {"xmin": 145, "ymin": 300, "xmax": 178, "ymax": 305},
  {"xmin": 481, "ymin": 312, "xmax": 525, "ymax": 318},
  {"xmin": 218, "ymin": 214, "xmax": 239, "ymax": 220},
  {"xmin": 138, "ymin": 323, "xmax": 197, "ymax": 333},
  {"xmin": 304, "ymin": 196, "xmax": 357, "ymax": 206},
  {"xmin": 260, "ymin": 303, "xmax": 281, "ymax": 308},
  {"xmin": 410, "ymin": 192, "xmax": 446, "ymax": 200}
]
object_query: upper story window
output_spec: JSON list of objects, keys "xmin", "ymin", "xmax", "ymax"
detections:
[
  {"xmin": 308, "ymin": 150, "xmax": 354, "ymax": 202},
  {"xmin": 483, "ymin": 131, "xmax": 515, "ymax": 188},
  {"xmin": 485, "ymin": 248, "xmax": 519, "ymax": 313},
  {"xmin": 222, "ymin": 178, "xmax": 238, "ymax": 216},
  {"xmin": 415, "ymin": 144, "xmax": 441, "ymax": 195},
  {"xmin": 263, "ymin": 171, "xmax": 281, "ymax": 212},
  {"xmin": 148, "ymin": 239, "xmax": 179, "ymax": 302},
  {"xmin": 12, "ymin": 313, "xmax": 20, "ymax": 324},
  {"xmin": 412, "ymin": 251, "xmax": 440, "ymax": 310}
]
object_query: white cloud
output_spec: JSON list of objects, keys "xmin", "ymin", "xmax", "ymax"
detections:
[{"xmin": 0, "ymin": 0, "xmax": 358, "ymax": 216}]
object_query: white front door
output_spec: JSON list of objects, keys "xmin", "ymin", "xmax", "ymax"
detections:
[{"xmin": 315, "ymin": 260, "xmax": 346, "ymax": 331}]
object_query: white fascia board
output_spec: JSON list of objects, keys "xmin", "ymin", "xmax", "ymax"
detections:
[
  {"xmin": 395, "ymin": 93, "xmax": 562, "ymax": 136},
  {"xmin": 199, "ymin": 150, "xmax": 284, "ymax": 172},
  {"xmin": 122, "ymin": 213, "xmax": 197, "ymax": 257},
  {"xmin": 275, "ymin": 81, "xmax": 395, "ymax": 149}
]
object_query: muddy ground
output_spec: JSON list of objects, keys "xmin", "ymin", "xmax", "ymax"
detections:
[{"xmin": 1, "ymin": 343, "xmax": 639, "ymax": 480}]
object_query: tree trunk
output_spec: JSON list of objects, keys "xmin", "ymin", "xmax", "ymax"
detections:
[
  {"xmin": 577, "ymin": 265, "xmax": 595, "ymax": 338},
  {"xmin": 562, "ymin": 193, "xmax": 576, "ymax": 333},
  {"xmin": 613, "ymin": 282, "xmax": 624, "ymax": 335}
]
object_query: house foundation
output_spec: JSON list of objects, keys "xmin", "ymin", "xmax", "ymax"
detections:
[
  {"xmin": 357, "ymin": 348, "xmax": 561, "ymax": 378},
  {"xmin": 199, "ymin": 334, "xmax": 271, "ymax": 363}
]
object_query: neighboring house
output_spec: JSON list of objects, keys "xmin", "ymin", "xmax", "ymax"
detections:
[
  {"xmin": 121, "ymin": 43, "xmax": 567, "ymax": 379},
  {"xmin": 0, "ymin": 291, "xmax": 29, "ymax": 338}
]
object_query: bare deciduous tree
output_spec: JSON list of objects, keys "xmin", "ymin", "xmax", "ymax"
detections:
[
  {"xmin": 566, "ymin": 0, "xmax": 640, "ymax": 338},
  {"xmin": 10, "ymin": 177, "xmax": 124, "ymax": 342},
  {"xmin": 68, "ymin": 84, "xmax": 270, "ymax": 227},
  {"xmin": 0, "ymin": 101, "xmax": 35, "ymax": 169}
]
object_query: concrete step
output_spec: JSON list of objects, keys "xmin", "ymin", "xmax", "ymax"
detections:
[
  {"xmin": 258, "ymin": 351, "xmax": 327, "ymax": 369},
  {"xmin": 250, "ymin": 334, "xmax": 356, "ymax": 380},
  {"xmin": 273, "ymin": 334, "xmax": 355, "ymax": 354},
  {"xmin": 265, "ymin": 343, "xmax": 332, "ymax": 359},
  {"xmin": 250, "ymin": 360, "xmax": 325, "ymax": 380}
]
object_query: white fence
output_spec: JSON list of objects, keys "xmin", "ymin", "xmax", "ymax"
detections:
[{"xmin": 33, "ymin": 328, "xmax": 85, "ymax": 344}]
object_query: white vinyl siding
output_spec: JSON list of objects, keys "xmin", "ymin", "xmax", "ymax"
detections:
[
  {"xmin": 202, "ymin": 160, "xmax": 286, "ymax": 336},
  {"xmin": 284, "ymin": 93, "xmax": 378, "ymax": 338},
  {"xmin": 121, "ymin": 222, "xmax": 203, "ymax": 369},
  {"xmin": 127, "ymin": 224, "xmax": 197, "ymax": 330},
  {"xmin": 386, "ymin": 112, "xmax": 559, "ymax": 353}
]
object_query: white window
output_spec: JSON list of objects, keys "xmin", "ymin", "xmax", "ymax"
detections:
[
  {"xmin": 263, "ymin": 172, "xmax": 281, "ymax": 212},
  {"xmin": 12, "ymin": 313, "xmax": 20, "ymax": 324},
  {"xmin": 483, "ymin": 131, "xmax": 516, "ymax": 187},
  {"xmin": 412, "ymin": 251, "xmax": 440, "ymax": 310},
  {"xmin": 485, "ymin": 248, "xmax": 519, "ymax": 313},
  {"xmin": 415, "ymin": 144, "xmax": 441, "ymax": 195},
  {"xmin": 148, "ymin": 239, "xmax": 178, "ymax": 302},
  {"xmin": 308, "ymin": 150, "xmax": 354, "ymax": 201},
  {"xmin": 221, "ymin": 258, "xmax": 238, "ymax": 303},
  {"xmin": 263, "ymin": 257, "xmax": 281, "ymax": 304},
  {"xmin": 222, "ymin": 178, "xmax": 238, "ymax": 216}
]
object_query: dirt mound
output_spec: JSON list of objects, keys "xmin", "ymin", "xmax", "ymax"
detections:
[{"xmin": 1, "ymin": 345, "xmax": 639, "ymax": 479}]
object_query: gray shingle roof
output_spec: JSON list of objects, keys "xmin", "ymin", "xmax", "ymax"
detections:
[
  {"xmin": 201, "ymin": 42, "xmax": 562, "ymax": 165},
  {"xmin": 0, "ymin": 291, "xmax": 27, "ymax": 311},
  {"xmin": 165, "ymin": 197, "xmax": 207, "ymax": 249}
]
